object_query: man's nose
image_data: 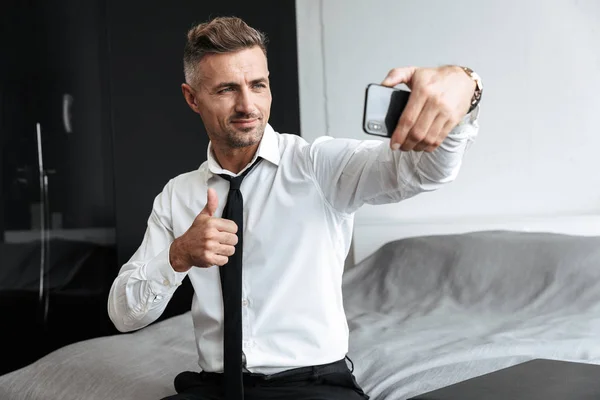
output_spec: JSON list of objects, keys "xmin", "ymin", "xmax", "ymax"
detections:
[{"xmin": 235, "ymin": 89, "xmax": 256, "ymax": 115}]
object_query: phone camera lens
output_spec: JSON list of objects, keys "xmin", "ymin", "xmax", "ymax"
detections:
[{"xmin": 368, "ymin": 121, "xmax": 382, "ymax": 131}]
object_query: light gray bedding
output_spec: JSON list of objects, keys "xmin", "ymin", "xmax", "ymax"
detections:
[
  {"xmin": 343, "ymin": 230, "xmax": 600, "ymax": 399},
  {"xmin": 1, "ymin": 230, "xmax": 600, "ymax": 399}
]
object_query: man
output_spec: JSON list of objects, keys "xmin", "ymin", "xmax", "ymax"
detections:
[{"xmin": 108, "ymin": 16, "xmax": 481, "ymax": 400}]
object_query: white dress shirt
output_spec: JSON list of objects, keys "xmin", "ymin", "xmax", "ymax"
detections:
[{"xmin": 108, "ymin": 109, "xmax": 479, "ymax": 374}]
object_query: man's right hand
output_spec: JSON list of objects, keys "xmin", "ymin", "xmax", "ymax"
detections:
[{"xmin": 169, "ymin": 188, "xmax": 238, "ymax": 272}]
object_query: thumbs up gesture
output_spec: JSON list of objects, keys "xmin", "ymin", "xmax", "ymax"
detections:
[{"xmin": 169, "ymin": 188, "xmax": 239, "ymax": 272}]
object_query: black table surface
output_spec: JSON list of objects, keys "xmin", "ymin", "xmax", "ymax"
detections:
[{"xmin": 409, "ymin": 358, "xmax": 600, "ymax": 400}]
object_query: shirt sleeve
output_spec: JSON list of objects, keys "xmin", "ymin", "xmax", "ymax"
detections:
[
  {"xmin": 306, "ymin": 107, "xmax": 480, "ymax": 215},
  {"xmin": 107, "ymin": 179, "xmax": 189, "ymax": 332}
]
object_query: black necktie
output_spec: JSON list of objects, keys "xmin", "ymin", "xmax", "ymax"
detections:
[{"xmin": 218, "ymin": 158, "xmax": 261, "ymax": 400}]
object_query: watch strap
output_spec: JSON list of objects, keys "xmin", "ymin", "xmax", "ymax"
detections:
[{"xmin": 461, "ymin": 66, "xmax": 483, "ymax": 113}]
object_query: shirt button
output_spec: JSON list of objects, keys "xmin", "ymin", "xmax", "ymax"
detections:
[
  {"xmin": 242, "ymin": 299, "xmax": 249, "ymax": 307},
  {"xmin": 163, "ymin": 279, "xmax": 170, "ymax": 286}
]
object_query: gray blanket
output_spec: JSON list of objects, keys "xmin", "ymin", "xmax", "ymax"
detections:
[{"xmin": 1, "ymin": 230, "xmax": 600, "ymax": 399}]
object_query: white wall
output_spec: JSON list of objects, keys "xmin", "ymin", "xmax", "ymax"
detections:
[{"xmin": 295, "ymin": 0, "xmax": 600, "ymax": 227}]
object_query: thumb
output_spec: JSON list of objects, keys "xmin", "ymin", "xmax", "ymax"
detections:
[
  {"xmin": 381, "ymin": 66, "xmax": 417, "ymax": 88},
  {"xmin": 200, "ymin": 188, "xmax": 218, "ymax": 217}
]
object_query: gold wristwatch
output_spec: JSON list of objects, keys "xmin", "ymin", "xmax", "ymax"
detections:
[{"xmin": 461, "ymin": 66, "xmax": 483, "ymax": 113}]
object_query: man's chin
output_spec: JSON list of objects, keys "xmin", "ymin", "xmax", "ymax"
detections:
[
  {"xmin": 236, "ymin": 126, "xmax": 258, "ymax": 134},
  {"xmin": 227, "ymin": 124, "xmax": 265, "ymax": 148}
]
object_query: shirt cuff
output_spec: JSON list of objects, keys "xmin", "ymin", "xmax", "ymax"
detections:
[
  {"xmin": 448, "ymin": 104, "xmax": 480, "ymax": 141},
  {"xmin": 460, "ymin": 104, "xmax": 480, "ymax": 126},
  {"xmin": 145, "ymin": 246, "xmax": 189, "ymax": 295}
]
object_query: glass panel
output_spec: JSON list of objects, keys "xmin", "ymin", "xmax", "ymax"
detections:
[
  {"xmin": 1, "ymin": 1, "xmax": 45, "ymax": 299},
  {"xmin": 1, "ymin": 0, "xmax": 117, "ymax": 314},
  {"xmin": 36, "ymin": 0, "xmax": 117, "ymax": 300}
]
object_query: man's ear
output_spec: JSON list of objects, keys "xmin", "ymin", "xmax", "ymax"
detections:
[{"xmin": 181, "ymin": 83, "xmax": 201, "ymax": 114}]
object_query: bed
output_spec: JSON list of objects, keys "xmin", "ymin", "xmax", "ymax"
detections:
[{"xmin": 1, "ymin": 214, "xmax": 600, "ymax": 399}]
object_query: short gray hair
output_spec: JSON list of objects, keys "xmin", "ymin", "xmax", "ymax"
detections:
[{"xmin": 183, "ymin": 16, "xmax": 268, "ymax": 87}]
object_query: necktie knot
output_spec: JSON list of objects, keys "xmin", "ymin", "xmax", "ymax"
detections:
[
  {"xmin": 221, "ymin": 174, "xmax": 244, "ymax": 191},
  {"xmin": 219, "ymin": 158, "xmax": 262, "ymax": 191}
]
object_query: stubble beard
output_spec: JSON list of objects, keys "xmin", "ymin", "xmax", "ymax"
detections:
[{"xmin": 225, "ymin": 120, "xmax": 266, "ymax": 149}]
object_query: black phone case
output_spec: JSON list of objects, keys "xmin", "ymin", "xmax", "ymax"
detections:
[{"xmin": 362, "ymin": 84, "xmax": 411, "ymax": 137}]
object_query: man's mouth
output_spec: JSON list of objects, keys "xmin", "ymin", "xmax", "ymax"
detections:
[{"xmin": 231, "ymin": 118, "xmax": 259, "ymax": 128}]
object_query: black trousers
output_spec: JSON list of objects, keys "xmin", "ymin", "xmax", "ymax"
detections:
[{"xmin": 160, "ymin": 359, "xmax": 369, "ymax": 400}]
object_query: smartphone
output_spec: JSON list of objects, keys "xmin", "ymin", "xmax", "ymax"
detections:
[{"xmin": 362, "ymin": 83, "xmax": 411, "ymax": 137}]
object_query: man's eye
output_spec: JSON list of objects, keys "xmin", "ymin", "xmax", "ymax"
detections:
[
  {"xmin": 253, "ymin": 83, "xmax": 266, "ymax": 89},
  {"xmin": 219, "ymin": 87, "xmax": 234, "ymax": 94}
]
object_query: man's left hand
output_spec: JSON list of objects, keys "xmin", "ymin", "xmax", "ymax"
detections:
[{"xmin": 381, "ymin": 65, "xmax": 476, "ymax": 152}]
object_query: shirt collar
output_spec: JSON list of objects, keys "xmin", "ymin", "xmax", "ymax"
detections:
[{"xmin": 205, "ymin": 123, "xmax": 280, "ymax": 177}]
